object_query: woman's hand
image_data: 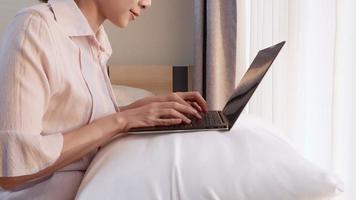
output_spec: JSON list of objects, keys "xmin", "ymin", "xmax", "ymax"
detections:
[
  {"xmin": 120, "ymin": 91, "xmax": 209, "ymax": 114},
  {"xmin": 118, "ymin": 101, "xmax": 203, "ymax": 131},
  {"xmin": 175, "ymin": 91, "xmax": 209, "ymax": 113}
]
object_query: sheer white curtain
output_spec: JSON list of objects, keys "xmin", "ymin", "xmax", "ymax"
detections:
[{"xmin": 236, "ymin": 0, "xmax": 356, "ymax": 199}]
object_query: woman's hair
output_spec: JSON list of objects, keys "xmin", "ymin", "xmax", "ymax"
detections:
[{"xmin": 39, "ymin": 0, "xmax": 48, "ymax": 3}]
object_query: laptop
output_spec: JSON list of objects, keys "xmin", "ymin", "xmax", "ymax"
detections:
[{"xmin": 129, "ymin": 41, "xmax": 285, "ymax": 134}]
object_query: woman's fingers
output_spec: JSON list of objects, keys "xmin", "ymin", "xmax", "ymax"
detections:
[
  {"xmin": 164, "ymin": 92, "xmax": 207, "ymax": 115},
  {"xmin": 158, "ymin": 102, "xmax": 202, "ymax": 119},
  {"xmin": 165, "ymin": 93, "xmax": 192, "ymax": 108},
  {"xmin": 123, "ymin": 94, "xmax": 208, "ymax": 129},
  {"xmin": 176, "ymin": 91, "xmax": 208, "ymax": 113},
  {"xmin": 123, "ymin": 98, "xmax": 206, "ymax": 130},
  {"xmin": 189, "ymin": 101, "xmax": 203, "ymax": 112},
  {"xmin": 155, "ymin": 118, "xmax": 183, "ymax": 126},
  {"xmin": 159, "ymin": 108, "xmax": 191, "ymax": 124}
]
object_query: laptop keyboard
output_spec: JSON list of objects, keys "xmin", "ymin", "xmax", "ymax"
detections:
[
  {"xmin": 164, "ymin": 111, "xmax": 226, "ymax": 129},
  {"xmin": 129, "ymin": 111, "xmax": 228, "ymax": 132}
]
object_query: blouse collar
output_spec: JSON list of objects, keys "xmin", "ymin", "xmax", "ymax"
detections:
[{"xmin": 48, "ymin": 0, "xmax": 112, "ymax": 55}]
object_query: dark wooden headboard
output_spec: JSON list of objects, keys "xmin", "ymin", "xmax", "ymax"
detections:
[{"xmin": 108, "ymin": 65, "xmax": 191, "ymax": 95}]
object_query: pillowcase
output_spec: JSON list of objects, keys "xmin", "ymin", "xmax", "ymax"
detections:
[
  {"xmin": 76, "ymin": 115, "xmax": 343, "ymax": 200},
  {"xmin": 111, "ymin": 84, "xmax": 154, "ymax": 106}
]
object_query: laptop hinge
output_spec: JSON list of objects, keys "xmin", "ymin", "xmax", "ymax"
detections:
[{"xmin": 218, "ymin": 111, "xmax": 231, "ymax": 130}]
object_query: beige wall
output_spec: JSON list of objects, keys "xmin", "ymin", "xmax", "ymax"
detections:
[
  {"xmin": 0, "ymin": 0, "xmax": 194, "ymax": 66},
  {"xmin": 0, "ymin": 1, "xmax": 37, "ymax": 34}
]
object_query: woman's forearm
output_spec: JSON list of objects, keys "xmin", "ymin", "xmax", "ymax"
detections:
[{"xmin": 0, "ymin": 113, "xmax": 128, "ymax": 190}]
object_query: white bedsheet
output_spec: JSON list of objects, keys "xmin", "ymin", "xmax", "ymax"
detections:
[{"xmin": 76, "ymin": 114, "xmax": 342, "ymax": 200}]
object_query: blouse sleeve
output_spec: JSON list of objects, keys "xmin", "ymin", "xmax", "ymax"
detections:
[{"xmin": 0, "ymin": 10, "xmax": 63, "ymax": 177}]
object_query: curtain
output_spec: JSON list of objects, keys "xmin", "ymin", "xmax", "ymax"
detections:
[
  {"xmin": 194, "ymin": 0, "xmax": 237, "ymax": 110},
  {"xmin": 236, "ymin": 0, "xmax": 356, "ymax": 199}
]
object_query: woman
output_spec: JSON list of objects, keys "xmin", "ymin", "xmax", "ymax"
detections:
[{"xmin": 0, "ymin": 0, "xmax": 208, "ymax": 199}]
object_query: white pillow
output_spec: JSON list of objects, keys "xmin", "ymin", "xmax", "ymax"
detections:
[
  {"xmin": 111, "ymin": 84, "xmax": 154, "ymax": 106},
  {"xmin": 76, "ymin": 115, "xmax": 343, "ymax": 200}
]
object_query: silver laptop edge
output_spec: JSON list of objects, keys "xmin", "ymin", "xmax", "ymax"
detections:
[{"xmin": 128, "ymin": 41, "xmax": 286, "ymax": 134}]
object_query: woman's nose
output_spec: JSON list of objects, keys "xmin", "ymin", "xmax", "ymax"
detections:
[{"xmin": 139, "ymin": 0, "xmax": 151, "ymax": 9}]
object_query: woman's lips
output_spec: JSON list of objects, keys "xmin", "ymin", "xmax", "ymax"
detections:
[
  {"xmin": 130, "ymin": 12, "xmax": 136, "ymax": 20},
  {"xmin": 130, "ymin": 9, "xmax": 140, "ymax": 19}
]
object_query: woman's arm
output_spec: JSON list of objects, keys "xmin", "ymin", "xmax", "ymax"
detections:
[
  {"xmin": 120, "ymin": 92, "xmax": 209, "ymax": 115},
  {"xmin": 0, "ymin": 112, "xmax": 127, "ymax": 190},
  {"xmin": 0, "ymin": 100, "xmax": 201, "ymax": 190}
]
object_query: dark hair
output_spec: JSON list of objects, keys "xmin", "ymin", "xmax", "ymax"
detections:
[{"xmin": 39, "ymin": 0, "xmax": 48, "ymax": 3}]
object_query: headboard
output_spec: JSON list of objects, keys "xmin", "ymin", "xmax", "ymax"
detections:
[{"xmin": 108, "ymin": 65, "xmax": 192, "ymax": 95}]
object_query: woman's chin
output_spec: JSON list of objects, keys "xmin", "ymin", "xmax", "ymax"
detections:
[{"xmin": 110, "ymin": 20, "xmax": 130, "ymax": 28}]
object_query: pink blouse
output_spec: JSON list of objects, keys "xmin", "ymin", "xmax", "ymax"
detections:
[{"xmin": 0, "ymin": 0, "xmax": 118, "ymax": 179}]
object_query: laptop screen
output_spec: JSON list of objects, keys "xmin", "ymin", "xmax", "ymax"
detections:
[{"xmin": 222, "ymin": 41, "xmax": 285, "ymax": 128}]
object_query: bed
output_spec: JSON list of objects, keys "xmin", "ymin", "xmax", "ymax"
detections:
[{"xmin": 74, "ymin": 66, "xmax": 343, "ymax": 200}]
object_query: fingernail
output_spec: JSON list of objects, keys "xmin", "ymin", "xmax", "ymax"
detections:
[
  {"xmin": 193, "ymin": 110, "xmax": 201, "ymax": 118},
  {"xmin": 197, "ymin": 112, "xmax": 202, "ymax": 119}
]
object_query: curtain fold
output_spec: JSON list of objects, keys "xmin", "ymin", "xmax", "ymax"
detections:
[
  {"xmin": 195, "ymin": 0, "xmax": 355, "ymax": 198},
  {"xmin": 194, "ymin": 0, "xmax": 237, "ymax": 110},
  {"xmin": 237, "ymin": 0, "xmax": 355, "ymax": 199}
]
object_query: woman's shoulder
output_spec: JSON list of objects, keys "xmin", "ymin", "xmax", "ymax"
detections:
[
  {"xmin": 0, "ymin": 5, "xmax": 57, "ymax": 51},
  {"xmin": 11, "ymin": 4, "xmax": 56, "ymax": 31}
]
